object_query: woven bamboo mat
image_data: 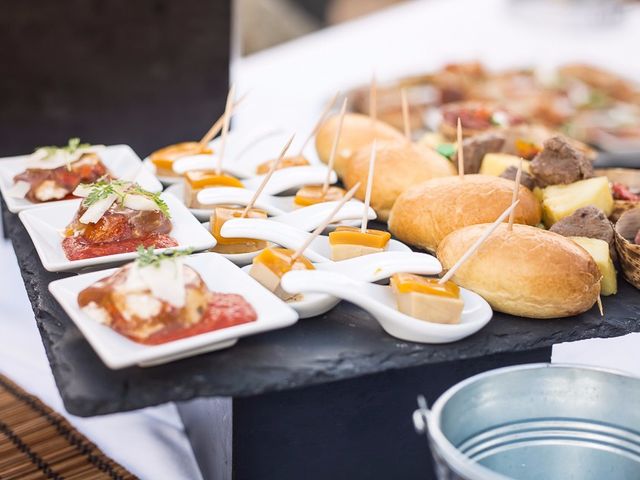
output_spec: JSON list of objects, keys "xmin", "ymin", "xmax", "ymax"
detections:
[{"xmin": 0, "ymin": 374, "xmax": 137, "ymax": 480}]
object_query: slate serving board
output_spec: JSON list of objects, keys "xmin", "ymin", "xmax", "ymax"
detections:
[{"xmin": 3, "ymin": 200, "xmax": 640, "ymax": 417}]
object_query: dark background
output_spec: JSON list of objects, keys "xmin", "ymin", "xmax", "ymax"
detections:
[{"xmin": 0, "ymin": 0, "xmax": 230, "ymax": 157}]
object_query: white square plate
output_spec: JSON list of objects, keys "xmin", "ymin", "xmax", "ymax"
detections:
[
  {"xmin": 49, "ymin": 252, "xmax": 299, "ymax": 369},
  {"xmin": 0, "ymin": 144, "xmax": 163, "ymax": 213},
  {"xmin": 19, "ymin": 192, "xmax": 216, "ymax": 272}
]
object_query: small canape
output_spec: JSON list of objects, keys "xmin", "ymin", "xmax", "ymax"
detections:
[
  {"xmin": 183, "ymin": 169, "xmax": 243, "ymax": 208},
  {"xmin": 210, "ymin": 206, "xmax": 268, "ymax": 254},
  {"xmin": 390, "ymin": 273, "xmax": 463, "ymax": 324},
  {"xmin": 78, "ymin": 247, "xmax": 257, "ymax": 345},
  {"xmin": 63, "ymin": 179, "xmax": 177, "ymax": 260},
  {"xmin": 256, "ymin": 155, "xmax": 310, "ymax": 175},
  {"xmin": 328, "ymin": 226, "xmax": 391, "ymax": 261},
  {"xmin": 149, "ymin": 142, "xmax": 212, "ymax": 178},
  {"xmin": 249, "ymin": 247, "xmax": 315, "ymax": 300},
  {"xmin": 10, "ymin": 138, "xmax": 109, "ymax": 203},
  {"xmin": 293, "ymin": 185, "xmax": 346, "ymax": 207}
]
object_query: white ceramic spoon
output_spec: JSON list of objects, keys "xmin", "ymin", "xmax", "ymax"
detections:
[
  {"xmin": 221, "ymin": 218, "xmax": 410, "ymax": 263},
  {"xmin": 196, "ymin": 186, "xmax": 292, "ymax": 215},
  {"xmin": 281, "ymin": 270, "xmax": 493, "ymax": 343},
  {"xmin": 241, "ymin": 251, "xmax": 442, "ymax": 318},
  {"xmin": 242, "ymin": 166, "xmax": 337, "ymax": 195}
]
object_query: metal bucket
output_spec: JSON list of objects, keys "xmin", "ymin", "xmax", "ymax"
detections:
[{"xmin": 413, "ymin": 363, "xmax": 640, "ymax": 480}]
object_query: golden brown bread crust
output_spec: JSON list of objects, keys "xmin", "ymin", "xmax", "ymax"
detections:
[
  {"xmin": 388, "ymin": 175, "xmax": 542, "ymax": 251},
  {"xmin": 343, "ymin": 141, "xmax": 456, "ymax": 222},
  {"xmin": 315, "ymin": 113, "xmax": 404, "ymax": 177},
  {"xmin": 437, "ymin": 224, "xmax": 601, "ymax": 318}
]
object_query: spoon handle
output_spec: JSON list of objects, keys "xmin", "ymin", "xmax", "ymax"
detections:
[
  {"xmin": 196, "ymin": 188, "xmax": 285, "ymax": 216},
  {"xmin": 274, "ymin": 200, "xmax": 374, "ymax": 232},
  {"xmin": 243, "ymin": 166, "xmax": 337, "ymax": 195}
]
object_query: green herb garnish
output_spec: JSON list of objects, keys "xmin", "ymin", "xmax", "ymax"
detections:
[
  {"xmin": 136, "ymin": 246, "xmax": 193, "ymax": 268},
  {"xmin": 436, "ymin": 143, "xmax": 456, "ymax": 159},
  {"xmin": 80, "ymin": 179, "xmax": 170, "ymax": 218},
  {"xmin": 36, "ymin": 138, "xmax": 92, "ymax": 170}
]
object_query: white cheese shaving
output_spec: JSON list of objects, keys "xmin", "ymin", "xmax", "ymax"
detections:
[
  {"xmin": 7, "ymin": 181, "xmax": 31, "ymax": 199},
  {"xmin": 122, "ymin": 258, "xmax": 186, "ymax": 308},
  {"xmin": 73, "ymin": 184, "xmax": 94, "ymax": 197},
  {"xmin": 34, "ymin": 180, "xmax": 68, "ymax": 201},
  {"xmin": 123, "ymin": 293, "xmax": 163, "ymax": 319},
  {"xmin": 79, "ymin": 193, "xmax": 118, "ymax": 224},
  {"xmin": 123, "ymin": 194, "xmax": 160, "ymax": 211},
  {"xmin": 82, "ymin": 302, "xmax": 112, "ymax": 325}
]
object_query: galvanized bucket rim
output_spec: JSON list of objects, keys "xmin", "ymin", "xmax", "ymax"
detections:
[{"xmin": 425, "ymin": 362, "xmax": 637, "ymax": 480}]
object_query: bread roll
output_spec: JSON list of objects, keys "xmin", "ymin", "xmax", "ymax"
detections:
[
  {"xmin": 437, "ymin": 224, "xmax": 601, "ymax": 318},
  {"xmin": 315, "ymin": 113, "xmax": 404, "ymax": 177},
  {"xmin": 388, "ymin": 175, "xmax": 541, "ymax": 251},
  {"xmin": 343, "ymin": 141, "xmax": 456, "ymax": 222}
]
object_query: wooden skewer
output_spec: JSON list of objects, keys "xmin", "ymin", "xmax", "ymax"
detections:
[
  {"xmin": 370, "ymin": 73, "xmax": 377, "ymax": 124},
  {"xmin": 457, "ymin": 117, "xmax": 464, "ymax": 178},
  {"xmin": 507, "ymin": 158, "xmax": 523, "ymax": 231},
  {"xmin": 198, "ymin": 91, "xmax": 249, "ymax": 148},
  {"xmin": 297, "ymin": 91, "xmax": 339, "ymax": 156},
  {"xmin": 361, "ymin": 139, "xmax": 377, "ymax": 233},
  {"xmin": 242, "ymin": 134, "xmax": 295, "ymax": 217},
  {"xmin": 597, "ymin": 295, "xmax": 604, "ymax": 317},
  {"xmin": 323, "ymin": 97, "xmax": 348, "ymax": 195},
  {"xmin": 438, "ymin": 200, "xmax": 520, "ymax": 285},
  {"xmin": 216, "ymin": 84, "xmax": 236, "ymax": 175},
  {"xmin": 401, "ymin": 88, "xmax": 411, "ymax": 141},
  {"xmin": 291, "ymin": 182, "xmax": 361, "ymax": 262}
]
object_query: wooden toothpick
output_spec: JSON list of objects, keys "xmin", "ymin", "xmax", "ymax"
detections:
[
  {"xmin": 507, "ymin": 158, "xmax": 523, "ymax": 231},
  {"xmin": 370, "ymin": 73, "xmax": 377, "ymax": 125},
  {"xmin": 361, "ymin": 139, "xmax": 377, "ymax": 233},
  {"xmin": 401, "ymin": 88, "xmax": 411, "ymax": 141},
  {"xmin": 216, "ymin": 84, "xmax": 236, "ymax": 175},
  {"xmin": 323, "ymin": 97, "xmax": 348, "ymax": 195},
  {"xmin": 457, "ymin": 117, "xmax": 464, "ymax": 179},
  {"xmin": 438, "ymin": 200, "xmax": 520, "ymax": 285},
  {"xmin": 291, "ymin": 182, "xmax": 360, "ymax": 263},
  {"xmin": 198, "ymin": 91, "xmax": 249, "ymax": 148},
  {"xmin": 242, "ymin": 134, "xmax": 295, "ymax": 217},
  {"xmin": 297, "ymin": 91, "xmax": 339, "ymax": 156},
  {"xmin": 597, "ymin": 295, "xmax": 604, "ymax": 317}
]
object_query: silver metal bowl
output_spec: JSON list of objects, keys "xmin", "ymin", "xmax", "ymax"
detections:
[{"xmin": 413, "ymin": 363, "xmax": 640, "ymax": 480}]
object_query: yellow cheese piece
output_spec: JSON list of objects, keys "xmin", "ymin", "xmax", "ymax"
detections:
[
  {"xmin": 570, "ymin": 236, "xmax": 617, "ymax": 296},
  {"xmin": 479, "ymin": 153, "xmax": 532, "ymax": 177},
  {"xmin": 542, "ymin": 176, "xmax": 614, "ymax": 227}
]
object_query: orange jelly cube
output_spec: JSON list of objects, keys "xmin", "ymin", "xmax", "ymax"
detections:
[
  {"xmin": 294, "ymin": 185, "xmax": 346, "ymax": 207},
  {"xmin": 328, "ymin": 226, "xmax": 391, "ymax": 249},
  {"xmin": 255, "ymin": 155, "xmax": 310, "ymax": 175},
  {"xmin": 150, "ymin": 142, "xmax": 213, "ymax": 172},
  {"xmin": 252, "ymin": 247, "xmax": 314, "ymax": 277},
  {"xmin": 390, "ymin": 273, "xmax": 460, "ymax": 299},
  {"xmin": 210, "ymin": 207, "xmax": 267, "ymax": 253},
  {"xmin": 184, "ymin": 170, "xmax": 243, "ymax": 189}
]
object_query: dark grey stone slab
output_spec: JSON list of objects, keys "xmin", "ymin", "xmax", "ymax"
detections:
[{"xmin": 4, "ymin": 201, "xmax": 640, "ymax": 417}]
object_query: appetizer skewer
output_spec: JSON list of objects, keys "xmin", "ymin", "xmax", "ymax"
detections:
[{"xmin": 249, "ymin": 183, "xmax": 360, "ymax": 300}]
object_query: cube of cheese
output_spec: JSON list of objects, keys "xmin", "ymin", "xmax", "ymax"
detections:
[
  {"xmin": 249, "ymin": 248, "xmax": 314, "ymax": 301},
  {"xmin": 541, "ymin": 176, "xmax": 614, "ymax": 227},
  {"xmin": 294, "ymin": 185, "xmax": 346, "ymax": 207},
  {"xmin": 184, "ymin": 170, "xmax": 243, "ymax": 209},
  {"xmin": 390, "ymin": 273, "xmax": 463, "ymax": 324},
  {"xmin": 210, "ymin": 206, "xmax": 268, "ymax": 254},
  {"xmin": 328, "ymin": 226, "xmax": 391, "ymax": 261},
  {"xmin": 570, "ymin": 236, "xmax": 617, "ymax": 296},
  {"xmin": 150, "ymin": 142, "xmax": 212, "ymax": 177},
  {"xmin": 479, "ymin": 153, "xmax": 532, "ymax": 177},
  {"xmin": 256, "ymin": 155, "xmax": 310, "ymax": 175}
]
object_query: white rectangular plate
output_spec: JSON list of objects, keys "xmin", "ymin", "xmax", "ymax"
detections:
[
  {"xmin": 19, "ymin": 192, "xmax": 216, "ymax": 272},
  {"xmin": 49, "ymin": 252, "xmax": 299, "ymax": 369},
  {"xmin": 0, "ymin": 144, "xmax": 163, "ymax": 213}
]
